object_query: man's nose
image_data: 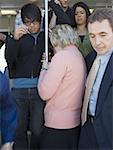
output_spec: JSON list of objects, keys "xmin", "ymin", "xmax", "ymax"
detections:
[
  {"xmin": 95, "ymin": 37, "xmax": 101, "ymax": 45},
  {"xmin": 30, "ymin": 22, "xmax": 34, "ymax": 27}
]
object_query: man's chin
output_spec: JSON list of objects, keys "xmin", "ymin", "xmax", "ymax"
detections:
[
  {"xmin": 30, "ymin": 30, "xmax": 38, "ymax": 34},
  {"xmin": 96, "ymin": 50, "xmax": 108, "ymax": 55},
  {"xmin": 63, "ymin": 6, "xmax": 68, "ymax": 8}
]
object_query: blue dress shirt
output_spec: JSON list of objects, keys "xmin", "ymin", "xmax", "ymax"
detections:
[{"xmin": 88, "ymin": 48, "xmax": 113, "ymax": 116}]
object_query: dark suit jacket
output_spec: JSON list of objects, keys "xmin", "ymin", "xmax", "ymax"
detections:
[{"xmin": 79, "ymin": 51, "xmax": 113, "ymax": 149}]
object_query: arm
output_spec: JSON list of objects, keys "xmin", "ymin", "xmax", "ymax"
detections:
[
  {"xmin": 49, "ymin": 0, "xmax": 72, "ymax": 25},
  {"xmin": 38, "ymin": 52, "xmax": 66, "ymax": 100},
  {"xmin": 5, "ymin": 25, "xmax": 29, "ymax": 71},
  {"xmin": 5, "ymin": 36, "xmax": 19, "ymax": 71}
]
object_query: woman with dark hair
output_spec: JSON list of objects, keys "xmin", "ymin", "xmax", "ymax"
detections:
[
  {"xmin": 73, "ymin": 2, "xmax": 91, "ymax": 28},
  {"xmin": 72, "ymin": 2, "xmax": 94, "ymax": 57}
]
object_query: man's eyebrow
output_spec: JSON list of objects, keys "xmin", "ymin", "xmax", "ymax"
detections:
[
  {"xmin": 99, "ymin": 32, "xmax": 107, "ymax": 34},
  {"xmin": 88, "ymin": 33, "xmax": 94, "ymax": 36}
]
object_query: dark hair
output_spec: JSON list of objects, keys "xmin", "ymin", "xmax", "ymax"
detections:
[
  {"xmin": 88, "ymin": 8, "xmax": 113, "ymax": 30},
  {"xmin": 72, "ymin": 2, "xmax": 91, "ymax": 27},
  {"xmin": 21, "ymin": 3, "xmax": 41, "ymax": 23}
]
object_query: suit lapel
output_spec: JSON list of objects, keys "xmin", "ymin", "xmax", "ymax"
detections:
[{"xmin": 95, "ymin": 53, "xmax": 113, "ymax": 117}]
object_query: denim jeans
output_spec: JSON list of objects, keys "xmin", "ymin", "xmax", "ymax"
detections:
[{"xmin": 12, "ymin": 88, "xmax": 45, "ymax": 150}]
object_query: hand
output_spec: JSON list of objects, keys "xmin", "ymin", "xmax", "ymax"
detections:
[
  {"xmin": 0, "ymin": 143, "xmax": 12, "ymax": 150},
  {"xmin": 48, "ymin": 0, "xmax": 61, "ymax": 5},
  {"xmin": 42, "ymin": 60, "xmax": 49, "ymax": 70},
  {"xmin": 41, "ymin": 52, "xmax": 52, "ymax": 63},
  {"xmin": 0, "ymin": 33, "xmax": 6, "ymax": 42},
  {"xmin": 41, "ymin": 52, "xmax": 46, "ymax": 63},
  {"xmin": 54, "ymin": 0, "xmax": 61, "ymax": 5},
  {"xmin": 14, "ymin": 24, "xmax": 29, "ymax": 40}
]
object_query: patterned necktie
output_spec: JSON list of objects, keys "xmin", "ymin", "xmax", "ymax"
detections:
[{"xmin": 81, "ymin": 56, "xmax": 101, "ymax": 125}]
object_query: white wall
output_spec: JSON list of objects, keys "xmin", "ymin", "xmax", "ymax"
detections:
[{"xmin": 0, "ymin": 15, "xmax": 15, "ymax": 33}]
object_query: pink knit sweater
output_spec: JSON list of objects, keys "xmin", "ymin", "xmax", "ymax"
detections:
[{"xmin": 38, "ymin": 45, "xmax": 86, "ymax": 129}]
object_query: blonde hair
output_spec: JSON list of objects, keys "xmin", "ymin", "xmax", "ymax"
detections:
[{"xmin": 49, "ymin": 24, "xmax": 79, "ymax": 49}]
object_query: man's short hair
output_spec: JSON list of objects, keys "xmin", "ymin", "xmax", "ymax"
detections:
[
  {"xmin": 88, "ymin": 8, "xmax": 113, "ymax": 30},
  {"xmin": 21, "ymin": 3, "xmax": 41, "ymax": 23}
]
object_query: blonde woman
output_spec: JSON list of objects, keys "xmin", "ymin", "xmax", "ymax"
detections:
[{"xmin": 38, "ymin": 24, "xmax": 86, "ymax": 149}]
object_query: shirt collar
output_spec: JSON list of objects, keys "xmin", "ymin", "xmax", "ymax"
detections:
[{"xmin": 97, "ymin": 47, "xmax": 113, "ymax": 65}]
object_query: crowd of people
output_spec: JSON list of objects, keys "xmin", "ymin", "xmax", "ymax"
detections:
[{"xmin": 0, "ymin": 0, "xmax": 113, "ymax": 150}]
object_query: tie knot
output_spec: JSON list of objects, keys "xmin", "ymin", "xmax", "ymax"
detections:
[
  {"xmin": 93, "ymin": 56, "xmax": 101, "ymax": 68},
  {"xmin": 95, "ymin": 55, "xmax": 101, "ymax": 62}
]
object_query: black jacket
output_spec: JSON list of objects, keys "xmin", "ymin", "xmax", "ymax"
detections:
[{"xmin": 5, "ymin": 31, "xmax": 45, "ymax": 78}]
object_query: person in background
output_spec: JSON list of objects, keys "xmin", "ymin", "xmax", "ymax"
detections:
[
  {"xmin": 0, "ymin": 44, "xmax": 7, "ymax": 74},
  {"xmin": 0, "ymin": 33, "xmax": 7, "ymax": 74},
  {"xmin": 0, "ymin": 32, "xmax": 12, "ymax": 78},
  {"xmin": 48, "ymin": 0, "xmax": 74, "ymax": 29},
  {"xmin": 0, "ymin": 33, "xmax": 6, "ymax": 48},
  {"xmin": 5, "ymin": 3, "xmax": 45, "ymax": 150},
  {"xmin": 48, "ymin": 0, "xmax": 75, "ymax": 60},
  {"xmin": 72, "ymin": 2, "xmax": 94, "ymax": 57},
  {"xmin": 0, "ymin": 71, "xmax": 17, "ymax": 150},
  {"xmin": 79, "ymin": 8, "xmax": 113, "ymax": 149},
  {"xmin": 38, "ymin": 24, "xmax": 86, "ymax": 150}
]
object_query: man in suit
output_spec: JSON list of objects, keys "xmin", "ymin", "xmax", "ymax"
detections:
[
  {"xmin": 0, "ymin": 71, "xmax": 17, "ymax": 150},
  {"xmin": 79, "ymin": 8, "xmax": 113, "ymax": 149}
]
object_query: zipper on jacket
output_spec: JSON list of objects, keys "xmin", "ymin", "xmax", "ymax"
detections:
[
  {"xmin": 31, "ymin": 70, "xmax": 34, "ymax": 78},
  {"xmin": 30, "ymin": 31, "xmax": 40, "ymax": 79}
]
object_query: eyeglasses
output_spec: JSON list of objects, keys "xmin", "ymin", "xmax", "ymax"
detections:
[{"xmin": 24, "ymin": 20, "xmax": 39, "ymax": 26}]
